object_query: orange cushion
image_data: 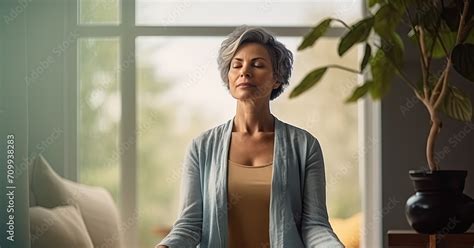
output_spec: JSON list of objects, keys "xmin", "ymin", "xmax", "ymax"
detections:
[{"xmin": 330, "ymin": 212, "xmax": 361, "ymax": 248}]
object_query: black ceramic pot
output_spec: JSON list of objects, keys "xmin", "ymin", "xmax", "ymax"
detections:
[{"xmin": 405, "ymin": 170, "xmax": 474, "ymax": 234}]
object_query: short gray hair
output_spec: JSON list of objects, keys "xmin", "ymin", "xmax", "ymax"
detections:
[{"xmin": 217, "ymin": 25, "xmax": 294, "ymax": 100}]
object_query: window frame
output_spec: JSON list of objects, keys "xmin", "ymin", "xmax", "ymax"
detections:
[{"xmin": 66, "ymin": 0, "xmax": 382, "ymax": 247}]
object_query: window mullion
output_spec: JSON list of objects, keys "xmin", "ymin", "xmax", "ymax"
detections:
[
  {"xmin": 120, "ymin": 0, "xmax": 138, "ymax": 247},
  {"xmin": 77, "ymin": 26, "xmax": 121, "ymax": 37},
  {"xmin": 65, "ymin": 0, "xmax": 79, "ymax": 182},
  {"xmin": 130, "ymin": 26, "xmax": 345, "ymax": 37}
]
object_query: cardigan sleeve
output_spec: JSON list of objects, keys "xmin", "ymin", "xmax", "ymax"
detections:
[
  {"xmin": 155, "ymin": 138, "xmax": 202, "ymax": 248},
  {"xmin": 301, "ymin": 136, "xmax": 345, "ymax": 248}
]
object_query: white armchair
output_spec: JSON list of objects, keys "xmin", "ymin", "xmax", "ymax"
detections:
[{"xmin": 28, "ymin": 154, "xmax": 124, "ymax": 248}]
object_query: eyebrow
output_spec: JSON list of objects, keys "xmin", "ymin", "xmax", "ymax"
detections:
[{"xmin": 232, "ymin": 57, "xmax": 267, "ymax": 62}]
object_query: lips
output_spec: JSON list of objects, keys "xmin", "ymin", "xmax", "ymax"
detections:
[{"xmin": 237, "ymin": 83, "xmax": 256, "ymax": 87}]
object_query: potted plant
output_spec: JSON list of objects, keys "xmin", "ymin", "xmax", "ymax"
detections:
[{"xmin": 290, "ymin": 0, "xmax": 474, "ymax": 234}]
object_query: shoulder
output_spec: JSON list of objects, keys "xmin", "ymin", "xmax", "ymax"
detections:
[
  {"xmin": 279, "ymin": 121, "xmax": 325, "ymax": 165},
  {"xmin": 278, "ymin": 119, "xmax": 321, "ymax": 149}
]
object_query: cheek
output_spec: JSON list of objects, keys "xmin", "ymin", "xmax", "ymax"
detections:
[
  {"xmin": 263, "ymin": 72, "xmax": 276, "ymax": 83},
  {"xmin": 228, "ymin": 70, "xmax": 238, "ymax": 82},
  {"xmin": 258, "ymin": 68, "xmax": 274, "ymax": 79}
]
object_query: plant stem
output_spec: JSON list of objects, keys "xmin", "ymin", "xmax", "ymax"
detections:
[
  {"xmin": 430, "ymin": 20, "xmax": 451, "ymax": 105},
  {"xmin": 434, "ymin": 32, "xmax": 450, "ymax": 58},
  {"xmin": 424, "ymin": 13, "xmax": 443, "ymax": 103},
  {"xmin": 426, "ymin": 108, "xmax": 441, "ymax": 171},
  {"xmin": 426, "ymin": 0, "xmax": 471, "ymax": 171},
  {"xmin": 455, "ymin": 0, "xmax": 471, "ymax": 43},
  {"xmin": 333, "ymin": 19, "xmax": 351, "ymax": 29},
  {"xmin": 404, "ymin": 1, "xmax": 441, "ymax": 171},
  {"xmin": 434, "ymin": 0, "xmax": 470, "ymax": 110},
  {"xmin": 326, "ymin": 64, "xmax": 361, "ymax": 74},
  {"xmin": 427, "ymin": 33, "xmax": 450, "ymax": 105},
  {"xmin": 433, "ymin": 59, "xmax": 452, "ymax": 110},
  {"xmin": 418, "ymin": 26, "xmax": 429, "ymax": 69},
  {"xmin": 418, "ymin": 26, "xmax": 429, "ymax": 100},
  {"xmin": 405, "ymin": 4, "xmax": 431, "ymax": 101},
  {"xmin": 430, "ymin": 68, "xmax": 447, "ymax": 105}
]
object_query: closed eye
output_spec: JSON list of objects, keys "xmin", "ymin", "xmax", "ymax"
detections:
[{"xmin": 231, "ymin": 63, "xmax": 264, "ymax": 68}]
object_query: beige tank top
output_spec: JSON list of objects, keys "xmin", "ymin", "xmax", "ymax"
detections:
[{"xmin": 227, "ymin": 159, "xmax": 273, "ymax": 248}]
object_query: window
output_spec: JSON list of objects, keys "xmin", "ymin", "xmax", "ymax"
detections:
[
  {"xmin": 73, "ymin": 1, "xmax": 379, "ymax": 247},
  {"xmin": 79, "ymin": 38, "xmax": 121, "ymax": 202},
  {"xmin": 136, "ymin": 0, "xmax": 362, "ymax": 27}
]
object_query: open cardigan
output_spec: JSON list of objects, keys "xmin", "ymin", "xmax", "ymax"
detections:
[{"xmin": 156, "ymin": 115, "xmax": 344, "ymax": 248}]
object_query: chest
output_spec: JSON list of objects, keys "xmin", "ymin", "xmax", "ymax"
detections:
[{"xmin": 227, "ymin": 132, "xmax": 275, "ymax": 167}]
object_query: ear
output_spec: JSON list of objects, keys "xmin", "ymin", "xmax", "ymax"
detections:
[{"xmin": 273, "ymin": 82, "xmax": 282, "ymax": 89}]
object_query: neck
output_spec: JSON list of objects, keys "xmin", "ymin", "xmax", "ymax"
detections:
[{"xmin": 233, "ymin": 102, "xmax": 275, "ymax": 134}]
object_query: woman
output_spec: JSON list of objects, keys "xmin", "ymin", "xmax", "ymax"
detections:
[{"xmin": 156, "ymin": 25, "xmax": 344, "ymax": 248}]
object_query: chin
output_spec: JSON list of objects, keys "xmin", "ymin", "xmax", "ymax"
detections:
[{"xmin": 234, "ymin": 94, "xmax": 268, "ymax": 101}]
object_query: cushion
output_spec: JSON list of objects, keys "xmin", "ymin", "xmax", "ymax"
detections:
[
  {"xmin": 30, "ymin": 154, "xmax": 123, "ymax": 248},
  {"xmin": 330, "ymin": 212, "xmax": 361, "ymax": 248},
  {"xmin": 29, "ymin": 205, "xmax": 93, "ymax": 248}
]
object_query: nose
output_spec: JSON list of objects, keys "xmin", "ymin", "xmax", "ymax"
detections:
[{"xmin": 239, "ymin": 64, "xmax": 251, "ymax": 78}]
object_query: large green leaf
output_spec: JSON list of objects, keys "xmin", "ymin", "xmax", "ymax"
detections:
[
  {"xmin": 338, "ymin": 17, "xmax": 374, "ymax": 56},
  {"xmin": 440, "ymin": 86, "xmax": 472, "ymax": 122},
  {"xmin": 298, "ymin": 18, "xmax": 332, "ymax": 51},
  {"xmin": 467, "ymin": 27, "xmax": 474, "ymax": 43},
  {"xmin": 370, "ymin": 49, "xmax": 395, "ymax": 99},
  {"xmin": 360, "ymin": 43, "xmax": 372, "ymax": 71},
  {"xmin": 451, "ymin": 43, "xmax": 474, "ymax": 83},
  {"xmin": 380, "ymin": 32, "xmax": 405, "ymax": 68},
  {"xmin": 374, "ymin": 4, "xmax": 402, "ymax": 40},
  {"xmin": 289, "ymin": 67, "xmax": 328, "ymax": 98},
  {"xmin": 345, "ymin": 80, "xmax": 373, "ymax": 103},
  {"xmin": 425, "ymin": 31, "xmax": 457, "ymax": 58}
]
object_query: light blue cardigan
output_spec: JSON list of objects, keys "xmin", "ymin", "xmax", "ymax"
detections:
[{"xmin": 156, "ymin": 116, "xmax": 345, "ymax": 248}]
